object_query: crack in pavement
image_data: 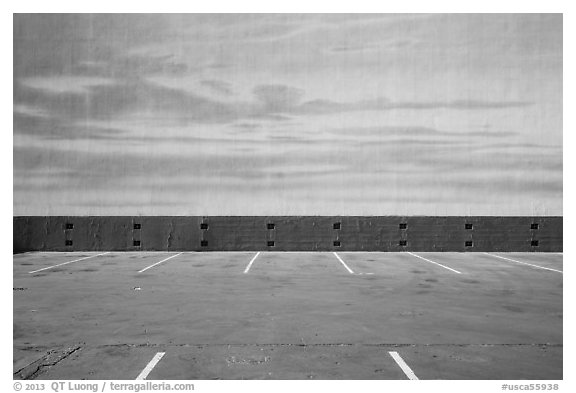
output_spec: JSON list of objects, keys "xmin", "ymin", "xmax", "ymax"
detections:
[
  {"xmin": 17, "ymin": 342, "xmax": 562, "ymax": 350},
  {"xmin": 14, "ymin": 346, "xmax": 82, "ymax": 380}
]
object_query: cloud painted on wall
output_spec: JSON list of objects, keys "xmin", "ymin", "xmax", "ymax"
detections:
[{"xmin": 13, "ymin": 13, "xmax": 563, "ymax": 215}]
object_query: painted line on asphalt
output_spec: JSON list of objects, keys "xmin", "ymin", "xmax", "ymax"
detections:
[
  {"xmin": 138, "ymin": 253, "xmax": 183, "ymax": 273},
  {"xmin": 483, "ymin": 253, "xmax": 563, "ymax": 273},
  {"xmin": 28, "ymin": 252, "xmax": 110, "ymax": 274},
  {"xmin": 243, "ymin": 252, "xmax": 261, "ymax": 274},
  {"xmin": 135, "ymin": 352, "xmax": 165, "ymax": 380},
  {"xmin": 389, "ymin": 351, "xmax": 419, "ymax": 380},
  {"xmin": 406, "ymin": 252, "xmax": 462, "ymax": 274},
  {"xmin": 333, "ymin": 252, "xmax": 355, "ymax": 274}
]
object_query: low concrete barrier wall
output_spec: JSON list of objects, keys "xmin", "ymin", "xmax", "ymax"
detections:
[{"xmin": 13, "ymin": 216, "xmax": 562, "ymax": 253}]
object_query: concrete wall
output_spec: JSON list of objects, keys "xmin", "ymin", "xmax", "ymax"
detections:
[{"xmin": 13, "ymin": 216, "xmax": 562, "ymax": 253}]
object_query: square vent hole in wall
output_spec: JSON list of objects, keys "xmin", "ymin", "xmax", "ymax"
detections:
[
  {"xmin": 200, "ymin": 223, "xmax": 208, "ymax": 230},
  {"xmin": 268, "ymin": 241, "xmax": 275, "ymax": 247},
  {"xmin": 531, "ymin": 240, "xmax": 539, "ymax": 247},
  {"xmin": 134, "ymin": 223, "xmax": 141, "ymax": 230},
  {"xmin": 65, "ymin": 240, "xmax": 73, "ymax": 246},
  {"xmin": 65, "ymin": 223, "xmax": 74, "ymax": 230},
  {"xmin": 133, "ymin": 240, "xmax": 141, "ymax": 247},
  {"xmin": 333, "ymin": 240, "xmax": 341, "ymax": 247},
  {"xmin": 399, "ymin": 240, "xmax": 407, "ymax": 246},
  {"xmin": 465, "ymin": 241, "xmax": 473, "ymax": 247},
  {"xmin": 531, "ymin": 223, "xmax": 539, "ymax": 230},
  {"xmin": 267, "ymin": 223, "xmax": 275, "ymax": 230},
  {"xmin": 465, "ymin": 223, "xmax": 473, "ymax": 230},
  {"xmin": 399, "ymin": 223, "xmax": 407, "ymax": 230},
  {"xmin": 201, "ymin": 240, "xmax": 208, "ymax": 247},
  {"xmin": 333, "ymin": 222, "xmax": 341, "ymax": 230}
]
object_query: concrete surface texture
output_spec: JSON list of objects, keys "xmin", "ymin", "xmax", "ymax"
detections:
[
  {"xmin": 13, "ymin": 216, "xmax": 563, "ymax": 252},
  {"xmin": 13, "ymin": 251, "xmax": 562, "ymax": 380}
]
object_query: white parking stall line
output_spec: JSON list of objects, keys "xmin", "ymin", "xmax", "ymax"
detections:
[
  {"xmin": 243, "ymin": 252, "xmax": 261, "ymax": 274},
  {"xmin": 406, "ymin": 252, "xmax": 462, "ymax": 274},
  {"xmin": 483, "ymin": 253, "xmax": 563, "ymax": 274},
  {"xmin": 138, "ymin": 253, "xmax": 183, "ymax": 273},
  {"xmin": 333, "ymin": 252, "xmax": 355, "ymax": 274},
  {"xmin": 135, "ymin": 352, "xmax": 166, "ymax": 380},
  {"xmin": 29, "ymin": 252, "xmax": 110, "ymax": 274},
  {"xmin": 389, "ymin": 351, "xmax": 419, "ymax": 380}
]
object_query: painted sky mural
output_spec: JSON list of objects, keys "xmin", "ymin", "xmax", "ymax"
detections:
[{"xmin": 13, "ymin": 14, "xmax": 562, "ymax": 216}]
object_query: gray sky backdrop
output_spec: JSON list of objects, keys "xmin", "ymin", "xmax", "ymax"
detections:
[{"xmin": 13, "ymin": 14, "xmax": 562, "ymax": 216}]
